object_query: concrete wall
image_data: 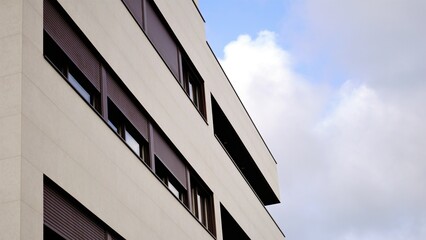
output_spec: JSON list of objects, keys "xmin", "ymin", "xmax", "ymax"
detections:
[
  {"xmin": 0, "ymin": 0, "xmax": 285, "ymax": 239},
  {"xmin": 0, "ymin": 0, "xmax": 22, "ymax": 239}
]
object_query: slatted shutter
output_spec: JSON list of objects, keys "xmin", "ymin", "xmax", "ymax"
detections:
[
  {"xmin": 44, "ymin": 181, "xmax": 107, "ymax": 240},
  {"xmin": 43, "ymin": 0, "xmax": 101, "ymax": 91},
  {"xmin": 153, "ymin": 127, "xmax": 187, "ymax": 189},
  {"xmin": 107, "ymin": 72, "xmax": 149, "ymax": 140},
  {"xmin": 145, "ymin": 0, "xmax": 180, "ymax": 80}
]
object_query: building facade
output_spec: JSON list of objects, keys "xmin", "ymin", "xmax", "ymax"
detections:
[{"xmin": 0, "ymin": 0, "xmax": 285, "ymax": 239}]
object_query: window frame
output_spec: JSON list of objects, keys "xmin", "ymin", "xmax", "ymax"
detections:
[
  {"xmin": 190, "ymin": 176, "xmax": 215, "ymax": 234},
  {"xmin": 182, "ymin": 55, "xmax": 206, "ymax": 118}
]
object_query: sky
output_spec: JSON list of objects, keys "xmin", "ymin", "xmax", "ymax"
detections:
[{"xmin": 199, "ymin": 0, "xmax": 426, "ymax": 239}]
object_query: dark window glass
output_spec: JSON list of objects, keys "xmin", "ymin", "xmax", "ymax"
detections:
[
  {"xmin": 44, "ymin": 33, "xmax": 100, "ymax": 112},
  {"xmin": 108, "ymin": 119, "xmax": 119, "ymax": 134},
  {"xmin": 106, "ymin": 71, "xmax": 149, "ymax": 140},
  {"xmin": 108, "ymin": 101, "xmax": 147, "ymax": 162},
  {"xmin": 44, "ymin": 33, "xmax": 67, "ymax": 75},
  {"xmin": 221, "ymin": 204, "xmax": 250, "ymax": 240},
  {"xmin": 188, "ymin": 74, "xmax": 200, "ymax": 107},
  {"xmin": 182, "ymin": 58, "xmax": 205, "ymax": 117},
  {"xmin": 155, "ymin": 159, "xmax": 187, "ymax": 204},
  {"xmin": 68, "ymin": 71, "xmax": 91, "ymax": 103},
  {"xmin": 44, "ymin": 225, "xmax": 65, "ymax": 240},
  {"xmin": 66, "ymin": 66, "xmax": 100, "ymax": 111}
]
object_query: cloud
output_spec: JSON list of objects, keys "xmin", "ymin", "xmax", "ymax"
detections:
[
  {"xmin": 220, "ymin": 31, "xmax": 326, "ymax": 144},
  {"xmin": 315, "ymin": 82, "xmax": 426, "ymax": 239},
  {"xmin": 219, "ymin": 9, "xmax": 426, "ymax": 238},
  {"xmin": 288, "ymin": 0, "xmax": 426, "ymax": 94}
]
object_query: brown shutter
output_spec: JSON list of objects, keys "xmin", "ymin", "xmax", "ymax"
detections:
[
  {"xmin": 122, "ymin": 0, "xmax": 143, "ymax": 27},
  {"xmin": 153, "ymin": 127, "xmax": 187, "ymax": 189},
  {"xmin": 107, "ymin": 72, "xmax": 149, "ymax": 140},
  {"xmin": 43, "ymin": 0, "xmax": 101, "ymax": 91},
  {"xmin": 44, "ymin": 181, "xmax": 106, "ymax": 240},
  {"xmin": 145, "ymin": 0, "xmax": 180, "ymax": 80}
]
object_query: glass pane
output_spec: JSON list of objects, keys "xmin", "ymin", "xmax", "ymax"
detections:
[
  {"xmin": 188, "ymin": 80, "xmax": 194, "ymax": 101},
  {"xmin": 67, "ymin": 71, "xmax": 91, "ymax": 103},
  {"xmin": 192, "ymin": 85, "xmax": 199, "ymax": 107},
  {"xmin": 197, "ymin": 193, "xmax": 202, "ymax": 220},
  {"xmin": 125, "ymin": 129, "xmax": 140, "ymax": 156},
  {"xmin": 201, "ymin": 197, "xmax": 207, "ymax": 225},
  {"xmin": 107, "ymin": 120, "xmax": 118, "ymax": 133},
  {"xmin": 168, "ymin": 181, "xmax": 181, "ymax": 200}
]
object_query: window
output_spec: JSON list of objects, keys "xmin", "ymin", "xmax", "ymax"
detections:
[
  {"xmin": 44, "ymin": 26, "xmax": 100, "ymax": 113},
  {"xmin": 192, "ymin": 186, "xmax": 208, "ymax": 225},
  {"xmin": 67, "ymin": 70, "xmax": 91, "ymax": 103},
  {"xmin": 66, "ymin": 65, "xmax": 100, "ymax": 111},
  {"xmin": 125, "ymin": 129, "xmax": 141, "ymax": 156},
  {"xmin": 167, "ymin": 181, "xmax": 182, "ymax": 200},
  {"xmin": 182, "ymin": 56, "xmax": 205, "ymax": 117},
  {"xmin": 152, "ymin": 126, "xmax": 215, "ymax": 235},
  {"xmin": 43, "ymin": 33, "xmax": 67, "ymax": 74},
  {"xmin": 155, "ymin": 159, "xmax": 187, "ymax": 204},
  {"xmin": 45, "ymin": 0, "xmax": 151, "ymax": 164},
  {"xmin": 108, "ymin": 101, "xmax": 147, "ymax": 161},
  {"xmin": 191, "ymin": 177, "xmax": 215, "ymax": 234}
]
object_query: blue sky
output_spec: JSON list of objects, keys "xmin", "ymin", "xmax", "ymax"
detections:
[
  {"xmin": 200, "ymin": 0, "xmax": 345, "ymax": 87},
  {"xmin": 199, "ymin": 0, "xmax": 287, "ymax": 55},
  {"xmin": 199, "ymin": 0, "xmax": 426, "ymax": 239}
]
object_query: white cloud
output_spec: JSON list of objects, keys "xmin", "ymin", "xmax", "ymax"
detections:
[
  {"xmin": 288, "ymin": 0, "xmax": 426, "ymax": 93},
  {"xmin": 219, "ymin": 18, "xmax": 426, "ymax": 239},
  {"xmin": 220, "ymin": 31, "xmax": 326, "ymax": 145}
]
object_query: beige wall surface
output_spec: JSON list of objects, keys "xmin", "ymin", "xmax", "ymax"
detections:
[
  {"xmin": 0, "ymin": 0, "xmax": 22, "ymax": 239},
  {"xmin": 1, "ymin": 0, "xmax": 286, "ymax": 239}
]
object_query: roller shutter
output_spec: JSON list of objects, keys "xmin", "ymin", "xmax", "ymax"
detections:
[{"xmin": 44, "ymin": 0, "xmax": 101, "ymax": 91}]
